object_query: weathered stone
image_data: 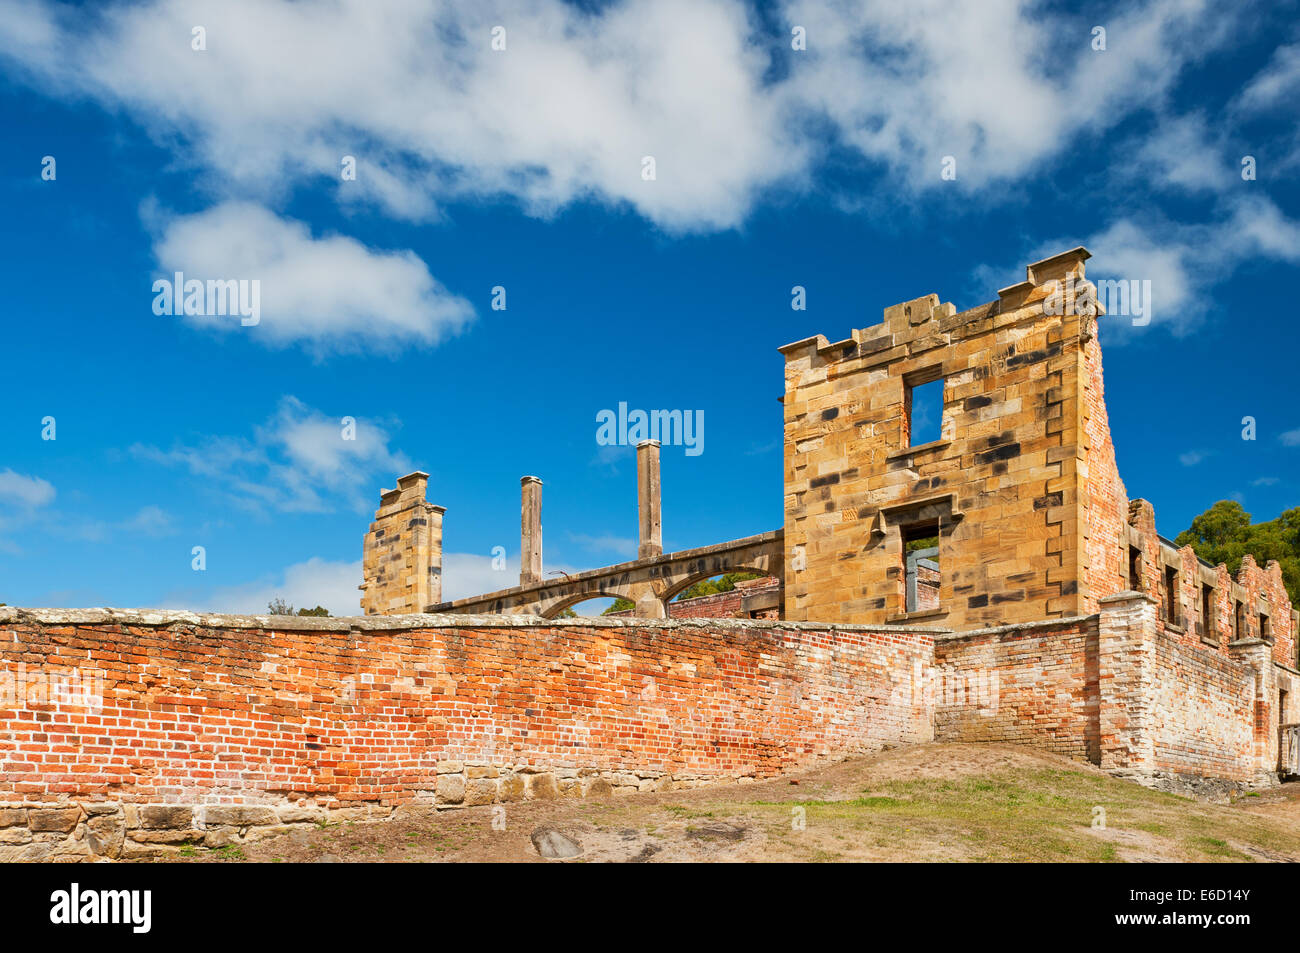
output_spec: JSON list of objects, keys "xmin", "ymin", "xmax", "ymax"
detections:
[
  {"xmin": 530, "ymin": 826, "xmax": 582, "ymax": 859},
  {"xmin": 0, "ymin": 808, "xmax": 26, "ymax": 828},
  {"xmin": 583, "ymin": 777, "xmax": 614, "ymax": 798},
  {"xmin": 525, "ymin": 773, "xmax": 558, "ymax": 800},
  {"xmin": 203, "ymin": 828, "xmax": 239, "ymax": 848},
  {"xmin": 28, "ymin": 808, "xmax": 80, "ymax": 833},
  {"xmin": 466, "ymin": 765, "xmax": 499, "ymax": 779},
  {"xmin": 203, "ymin": 806, "xmax": 277, "ymax": 827},
  {"xmin": 498, "ymin": 775, "xmax": 525, "ymax": 802},
  {"xmin": 435, "ymin": 760, "xmax": 463, "ymax": 775},
  {"xmin": 86, "ymin": 814, "xmax": 125, "ymax": 858},
  {"xmin": 78, "ymin": 802, "xmax": 121, "ymax": 816},
  {"xmin": 141, "ymin": 805, "xmax": 193, "ymax": 829},
  {"xmin": 129, "ymin": 829, "xmax": 202, "ymax": 844},
  {"xmin": 464, "ymin": 778, "xmax": 497, "ymax": 806},
  {"xmin": 435, "ymin": 774, "xmax": 466, "ymax": 805},
  {"xmin": 276, "ymin": 807, "xmax": 325, "ymax": 824}
]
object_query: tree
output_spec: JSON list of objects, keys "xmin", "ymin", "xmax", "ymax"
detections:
[
  {"xmin": 602, "ymin": 597, "xmax": 635, "ymax": 615},
  {"xmin": 1176, "ymin": 501, "xmax": 1300, "ymax": 605},
  {"xmin": 296, "ymin": 605, "xmax": 330, "ymax": 617},
  {"xmin": 674, "ymin": 571, "xmax": 764, "ymax": 602},
  {"xmin": 267, "ymin": 597, "xmax": 294, "ymax": 615}
]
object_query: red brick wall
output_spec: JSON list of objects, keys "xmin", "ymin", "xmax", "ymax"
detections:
[
  {"xmin": 603, "ymin": 577, "xmax": 780, "ymax": 620},
  {"xmin": 1099, "ymin": 592, "xmax": 1261, "ymax": 785},
  {"xmin": 1149, "ymin": 631, "xmax": 1255, "ymax": 781},
  {"xmin": 0, "ymin": 609, "xmax": 933, "ymax": 808},
  {"xmin": 1080, "ymin": 327, "xmax": 1130, "ymax": 611},
  {"xmin": 933, "ymin": 617, "xmax": 1099, "ymax": 763}
]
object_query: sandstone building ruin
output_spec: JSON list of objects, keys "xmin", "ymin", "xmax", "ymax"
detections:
[
  {"xmin": 358, "ymin": 246, "xmax": 1299, "ymax": 787},
  {"xmin": 2, "ymin": 247, "xmax": 1297, "ymax": 859}
]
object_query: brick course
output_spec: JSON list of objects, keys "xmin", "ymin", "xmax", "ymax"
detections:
[{"xmin": 0, "ymin": 607, "xmax": 934, "ymax": 858}]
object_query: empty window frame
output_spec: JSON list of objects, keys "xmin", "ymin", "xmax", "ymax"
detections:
[
  {"xmin": 1200, "ymin": 583, "xmax": 1215, "ymax": 639},
  {"xmin": 902, "ymin": 521, "xmax": 941, "ymax": 613},
  {"xmin": 1128, "ymin": 546, "xmax": 1143, "ymax": 591},
  {"xmin": 1163, "ymin": 565, "xmax": 1180, "ymax": 626},
  {"xmin": 903, "ymin": 368, "xmax": 944, "ymax": 448}
]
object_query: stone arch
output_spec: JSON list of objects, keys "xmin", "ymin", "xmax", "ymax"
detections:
[
  {"xmin": 660, "ymin": 564, "xmax": 777, "ymax": 605},
  {"xmin": 537, "ymin": 590, "xmax": 633, "ymax": 620}
]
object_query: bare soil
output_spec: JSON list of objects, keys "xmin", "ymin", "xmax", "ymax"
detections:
[{"xmin": 168, "ymin": 744, "xmax": 1300, "ymax": 863}]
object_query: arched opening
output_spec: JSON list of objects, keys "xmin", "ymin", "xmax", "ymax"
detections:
[
  {"xmin": 661, "ymin": 568, "xmax": 779, "ymax": 619},
  {"xmin": 540, "ymin": 592, "xmax": 624, "ymax": 619}
]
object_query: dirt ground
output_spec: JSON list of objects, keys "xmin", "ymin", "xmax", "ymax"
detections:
[{"xmin": 169, "ymin": 744, "xmax": 1300, "ymax": 863}]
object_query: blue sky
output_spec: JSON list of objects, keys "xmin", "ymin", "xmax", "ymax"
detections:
[{"xmin": 1, "ymin": 0, "xmax": 1298, "ymax": 614}]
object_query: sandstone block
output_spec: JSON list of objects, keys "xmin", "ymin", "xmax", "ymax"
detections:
[
  {"xmin": 464, "ymin": 778, "xmax": 498, "ymax": 806},
  {"xmin": 435, "ymin": 774, "xmax": 466, "ymax": 805},
  {"xmin": 203, "ymin": 806, "xmax": 278, "ymax": 827},
  {"xmin": 526, "ymin": 774, "xmax": 559, "ymax": 800},
  {"xmin": 141, "ymin": 805, "xmax": 193, "ymax": 829},
  {"xmin": 28, "ymin": 808, "xmax": 80, "ymax": 833}
]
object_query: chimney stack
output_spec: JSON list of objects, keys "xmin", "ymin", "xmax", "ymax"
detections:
[
  {"xmin": 637, "ymin": 440, "xmax": 662, "ymax": 559},
  {"xmin": 359, "ymin": 471, "xmax": 444, "ymax": 614},
  {"xmin": 520, "ymin": 476, "xmax": 543, "ymax": 585}
]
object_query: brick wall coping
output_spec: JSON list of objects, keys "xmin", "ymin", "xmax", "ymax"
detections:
[
  {"xmin": 0, "ymin": 606, "xmax": 949, "ymax": 636},
  {"xmin": 932, "ymin": 615, "xmax": 1095, "ymax": 644},
  {"xmin": 1098, "ymin": 590, "xmax": 1158, "ymax": 604}
]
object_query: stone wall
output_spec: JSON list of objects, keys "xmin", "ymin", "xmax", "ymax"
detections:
[
  {"xmin": 933, "ymin": 616, "xmax": 1099, "ymax": 763},
  {"xmin": 360, "ymin": 472, "xmax": 444, "ymax": 614},
  {"xmin": 1098, "ymin": 592, "xmax": 1265, "ymax": 789},
  {"xmin": 0, "ymin": 607, "xmax": 935, "ymax": 860},
  {"xmin": 935, "ymin": 598, "xmax": 1284, "ymax": 791},
  {"xmin": 781, "ymin": 248, "xmax": 1099, "ymax": 629}
]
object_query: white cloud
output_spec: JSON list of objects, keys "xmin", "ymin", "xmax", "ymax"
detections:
[
  {"xmin": 995, "ymin": 194, "xmax": 1300, "ymax": 338},
  {"xmin": 1179, "ymin": 450, "xmax": 1208, "ymax": 466},
  {"xmin": 1280, "ymin": 429, "xmax": 1300, "ymax": 447},
  {"xmin": 0, "ymin": 469, "xmax": 55, "ymax": 508},
  {"xmin": 1129, "ymin": 113, "xmax": 1230, "ymax": 193},
  {"xmin": 150, "ymin": 201, "xmax": 474, "ymax": 354},
  {"xmin": 0, "ymin": 0, "xmax": 1254, "ymax": 227},
  {"xmin": 0, "ymin": 0, "xmax": 797, "ymax": 232},
  {"xmin": 191, "ymin": 557, "xmax": 363, "ymax": 616},
  {"xmin": 1252, "ymin": 476, "xmax": 1280, "ymax": 486},
  {"xmin": 175, "ymin": 550, "xmax": 594, "ymax": 616},
  {"xmin": 780, "ymin": 0, "xmax": 1232, "ymax": 192},
  {"xmin": 1235, "ymin": 42, "xmax": 1300, "ymax": 113},
  {"xmin": 119, "ymin": 505, "xmax": 176, "ymax": 537},
  {"xmin": 132, "ymin": 396, "xmax": 410, "ymax": 514}
]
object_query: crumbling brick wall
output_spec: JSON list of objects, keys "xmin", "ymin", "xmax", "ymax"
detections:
[
  {"xmin": 606, "ymin": 577, "xmax": 781, "ymax": 620},
  {"xmin": 1098, "ymin": 591, "xmax": 1262, "ymax": 786},
  {"xmin": 933, "ymin": 617, "xmax": 1100, "ymax": 763},
  {"xmin": 0, "ymin": 607, "xmax": 933, "ymax": 859}
]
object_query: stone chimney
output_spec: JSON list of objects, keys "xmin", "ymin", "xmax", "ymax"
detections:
[
  {"xmin": 637, "ymin": 440, "xmax": 662, "ymax": 559},
  {"xmin": 359, "ymin": 471, "xmax": 444, "ymax": 615},
  {"xmin": 520, "ymin": 476, "xmax": 543, "ymax": 586}
]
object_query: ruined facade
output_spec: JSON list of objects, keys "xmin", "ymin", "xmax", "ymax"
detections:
[
  {"xmin": 355, "ymin": 246, "xmax": 1299, "ymax": 791},
  {"xmin": 3, "ymin": 249, "xmax": 1298, "ymax": 860}
]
